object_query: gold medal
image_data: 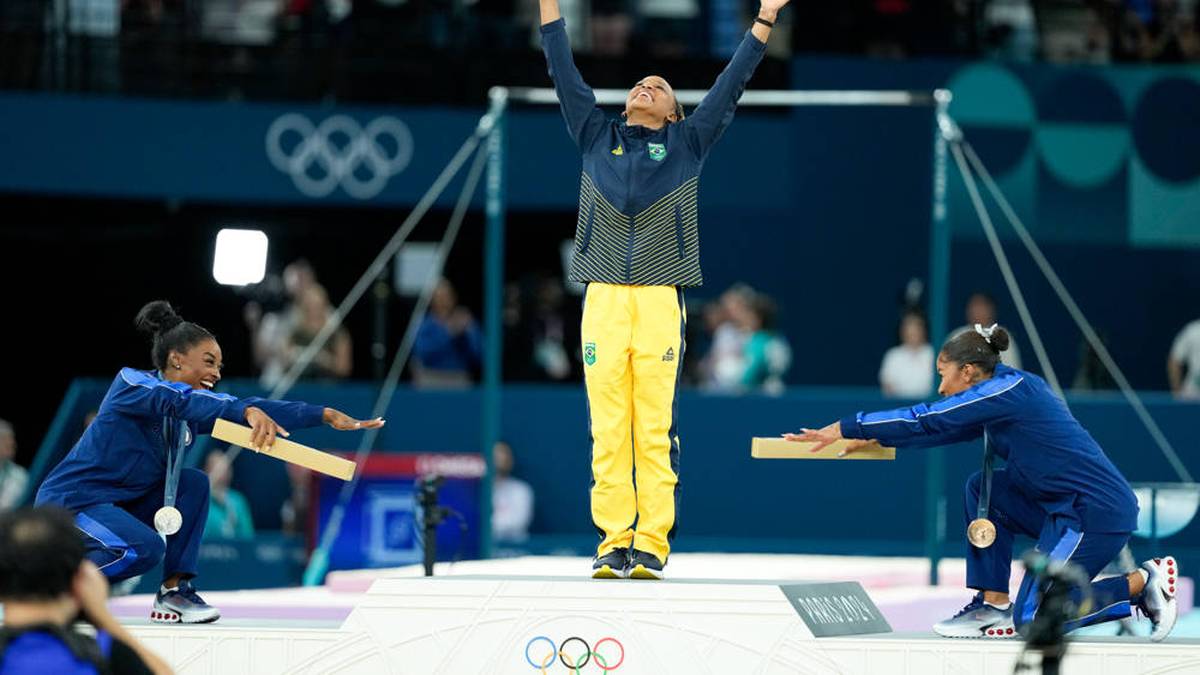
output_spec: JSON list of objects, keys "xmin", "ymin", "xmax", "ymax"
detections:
[
  {"xmin": 967, "ymin": 518, "xmax": 996, "ymax": 548},
  {"xmin": 154, "ymin": 506, "xmax": 183, "ymax": 536}
]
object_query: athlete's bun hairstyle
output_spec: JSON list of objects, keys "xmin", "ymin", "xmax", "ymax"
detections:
[
  {"xmin": 988, "ymin": 326, "xmax": 1011, "ymax": 353},
  {"xmin": 940, "ymin": 324, "xmax": 1010, "ymax": 375},
  {"xmin": 135, "ymin": 300, "xmax": 185, "ymax": 336},
  {"xmin": 134, "ymin": 301, "xmax": 215, "ymax": 371}
]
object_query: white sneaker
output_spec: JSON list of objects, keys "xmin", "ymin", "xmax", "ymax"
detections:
[
  {"xmin": 933, "ymin": 594, "xmax": 1017, "ymax": 639},
  {"xmin": 1137, "ymin": 556, "xmax": 1178, "ymax": 642}
]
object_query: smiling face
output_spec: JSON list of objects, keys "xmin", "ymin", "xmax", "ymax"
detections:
[
  {"xmin": 167, "ymin": 338, "xmax": 223, "ymax": 391},
  {"xmin": 625, "ymin": 76, "xmax": 680, "ymax": 127}
]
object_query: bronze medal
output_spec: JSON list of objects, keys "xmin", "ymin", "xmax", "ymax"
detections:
[{"xmin": 967, "ymin": 517, "xmax": 996, "ymax": 548}]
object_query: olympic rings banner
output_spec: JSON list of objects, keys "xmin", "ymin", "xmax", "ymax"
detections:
[
  {"xmin": 0, "ymin": 93, "xmax": 483, "ymax": 206},
  {"xmin": 2, "ymin": 54, "xmax": 1200, "ymax": 249}
]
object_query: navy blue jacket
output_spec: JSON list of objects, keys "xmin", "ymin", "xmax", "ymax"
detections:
[
  {"xmin": 840, "ymin": 365, "xmax": 1138, "ymax": 533},
  {"xmin": 542, "ymin": 18, "xmax": 766, "ymax": 287},
  {"xmin": 37, "ymin": 368, "xmax": 325, "ymax": 510}
]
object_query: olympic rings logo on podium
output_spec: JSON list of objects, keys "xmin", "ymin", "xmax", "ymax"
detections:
[
  {"xmin": 265, "ymin": 113, "xmax": 414, "ymax": 199},
  {"xmin": 524, "ymin": 636, "xmax": 625, "ymax": 673}
]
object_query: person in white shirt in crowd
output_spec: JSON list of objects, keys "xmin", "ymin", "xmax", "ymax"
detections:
[
  {"xmin": 880, "ymin": 311, "xmax": 935, "ymax": 399},
  {"xmin": 492, "ymin": 441, "xmax": 534, "ymax": 544},
  {"xmin": 245, "ymin": 259, "xmax": 319, "ymax": 389},
  {"xmin": 950, "ymin": 292, "xmax": 1022, "ymax": 369},
  {"xmin": 0, "ymin": 419, "xmax": 28, "ymax": 510},
  {"xmin": 1168, "ymin": 317, "xmax": 1200, "ymax": 399},
  {"xmin": 699, "ymin": 285, "xmax": 754, "ymax": 391}
]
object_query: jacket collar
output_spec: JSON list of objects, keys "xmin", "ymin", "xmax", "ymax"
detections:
[{"xmin": 621, "ymin": 121, "xmax": 668, "ymax": 139}]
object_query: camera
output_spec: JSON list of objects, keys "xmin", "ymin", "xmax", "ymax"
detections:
[
  {"xmin": 416, "ymin": 475, "xmax": 444, "ymax": 510},
  {"xmin": 1017, "ymin": 550, "xmax": 1094, "ymax": 675}
]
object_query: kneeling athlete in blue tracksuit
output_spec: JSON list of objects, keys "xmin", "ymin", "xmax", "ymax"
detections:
[
  {"xmin": 37, "ymin": 300, "xmax": 384, "ymax": 623},
  {"xmin": 788, "ymin": 325, "xmax": 1178, "ymax": 641}
]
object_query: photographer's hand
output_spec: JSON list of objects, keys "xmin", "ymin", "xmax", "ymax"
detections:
[{"xmin": 73, "ymin": 561, "xmax": 175, "ymax": 675}]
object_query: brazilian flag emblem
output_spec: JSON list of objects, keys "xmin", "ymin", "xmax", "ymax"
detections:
[
  {"xmin": 647, "ymin": 142, "xmax": 666, "ymax": 162},
  {"xmin": 584, "ymin": 342, "xmax": 597, "ymax": 366}
]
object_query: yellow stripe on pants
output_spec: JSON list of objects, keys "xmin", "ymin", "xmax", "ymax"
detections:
[{"xmin": 583, "ymin": 282, "xmax": 684, "ymax": 564}]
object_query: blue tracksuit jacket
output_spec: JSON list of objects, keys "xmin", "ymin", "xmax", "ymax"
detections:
[
  {"xmin": 839, "ymin": 364, "xmax": 1138, "ymax": 533},
  {"xmin": 541, "ymin": 18, "xmax": 766, "ymax": 287},
  {"xmin": 37, "ymin": 368, "xmax": 326, "ymax": 510}
]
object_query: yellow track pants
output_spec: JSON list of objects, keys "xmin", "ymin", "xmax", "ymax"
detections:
[{"xmin": 582, "ymin": 283, "xmax": 684, "ymax": 564}]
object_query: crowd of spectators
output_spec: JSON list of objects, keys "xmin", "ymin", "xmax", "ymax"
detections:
[{"xmin": 4, "ymin": 0, "xmax": 1198, "ymax": 97}]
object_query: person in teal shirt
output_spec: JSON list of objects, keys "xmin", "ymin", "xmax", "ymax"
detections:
[
  {"xmin": 203, "ymin": 450, "xmax": 255, "ymax": 539},
  {"xmin": 740, "ymin": 293, "xmax": 790, "ymax": 393}
]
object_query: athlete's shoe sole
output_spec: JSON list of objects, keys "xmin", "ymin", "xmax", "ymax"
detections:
[
  {"xmin": 1142, "ymin": 556, "xmax": 1178, "ymax": 642},
  {"xmin": 150, "ymin": 604, "xmax": 220, "ymax": 624},
  {"xmin": 591, "ymin": 564, "xmax": 626, "ymax": 580},
  {"xmin": 933, "ymin": 623, "xmax": 1018, "ymax": 639},
  {"xmin": 628, "ymin": 563, "xmax": 664, "ymax": 580}
]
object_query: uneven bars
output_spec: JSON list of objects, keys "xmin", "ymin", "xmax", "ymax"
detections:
[{"xmin": 499, "ymin": 86, "xmax": 943, "ymax": 107}]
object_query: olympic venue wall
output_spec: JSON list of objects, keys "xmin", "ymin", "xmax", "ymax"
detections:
[
  {"xmin": 33, "ymin": 379, "xmax": 1200, "ymax": 572},
  {"xmin": 3, "ymin": 59, "xmax": 1200, "ymax": 393}
]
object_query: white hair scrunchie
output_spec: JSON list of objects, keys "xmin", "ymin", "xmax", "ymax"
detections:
[{"xmin": 974, "ymin": 323, "xmax": 998, "ymax": 344}]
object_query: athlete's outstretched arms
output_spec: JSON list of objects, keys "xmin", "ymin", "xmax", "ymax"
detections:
[
  {"xmin": 683, "ymin": 0, "xmax": 790, "ymax": 156},
  {"xmin": 538, "ymin": 0, "xmax": 606, "ymax": 149}
]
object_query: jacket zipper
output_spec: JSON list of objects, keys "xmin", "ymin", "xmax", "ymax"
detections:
[{"xmin": 624, "ymin": 135, "xmax": 636, "ymax": 284}]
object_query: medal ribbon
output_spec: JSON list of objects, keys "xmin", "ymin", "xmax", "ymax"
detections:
[
  {"xmin": 162, "ymin": 415, "xmax": 187, "ymax": 512},
  {"xmin": 977, "ymin": 429, "xmax": 994, "ymax": 522}
]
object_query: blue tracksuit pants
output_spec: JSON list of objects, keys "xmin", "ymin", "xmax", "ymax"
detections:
[
  {"xmin": 965, "ymin": 469, "xmax": 1135, "ymax": 632},
  {"xmin": 74, "ymin": 468, "xmax": 210, "ymax": 583}
]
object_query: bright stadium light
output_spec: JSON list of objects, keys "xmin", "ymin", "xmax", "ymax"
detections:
[{"xmin": 212, "ymin": 229, "xmax": 269, "ymax": 286}]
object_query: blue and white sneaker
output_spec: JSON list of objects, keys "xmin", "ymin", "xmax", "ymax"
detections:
[
  {"xmin": 933, "ymin": 593, "xmax": 1016, "ymax": 638},
  {"xmin": 627, "ymin": 549, "xmax": 665, "ymax": 580},
  {"xmin": 1136, "ymin": 556, "xmax": 1178, "ymax": 642},
  {"xmin": 151, "ymin": 580, "xmax": 220, "ymax": 624}
]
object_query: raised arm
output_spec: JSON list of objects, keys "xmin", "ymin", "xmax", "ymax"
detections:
[
  {"xmin": 539, "ymin": 7, "xmax": 607, "ymax": 149},
  {"xmin": 683, "ymin": 0, "xmax": 787, "ymax": 156}
]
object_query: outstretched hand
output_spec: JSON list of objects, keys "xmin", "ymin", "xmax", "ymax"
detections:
[
  {"xmin": 780, "ymin": 420, "xmax": 878, "ymax": 457},
  {"xmin": 245, "ymin": 406, "xmax": 289, "ymax": 451},
  {"xmin": 758, "ymin": 0, "xmax": 790, "ymax": 19},
  {"xmin": 782, "ymin": 421, "xmax": 843, "ymax": 453},
  {"xmin": 323, "ymin": 408, "xmax": 386, "ymax": 431}
]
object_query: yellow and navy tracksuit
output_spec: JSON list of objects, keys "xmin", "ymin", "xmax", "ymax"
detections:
[{"xmin": 541, "ymin": 18, "xmax": 766, "ymax": 563}]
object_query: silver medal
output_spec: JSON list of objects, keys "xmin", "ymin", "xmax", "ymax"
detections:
[{"xmin": 154, "ymin": 506, "xmax": 183, "ymax": 535}]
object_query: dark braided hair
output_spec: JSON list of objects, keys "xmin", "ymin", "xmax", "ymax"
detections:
[
  {"xmin": 134, "ymin": 301, "xmax": 215, "ymax": 371},
  {"xmin": 940, "ymin": 324, "xmax": 1011, "ymax": 376}
]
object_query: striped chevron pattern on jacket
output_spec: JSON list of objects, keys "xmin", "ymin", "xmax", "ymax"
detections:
[{"xmin": 569, "ymin": 172, "xmax": 703, "ymax": 287}]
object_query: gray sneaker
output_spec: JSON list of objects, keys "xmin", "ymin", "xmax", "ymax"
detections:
[
  {"xmin": 933, "ymin": 594, "xmax": 1016, "ymax": 639},
  {"xmin": 151, "ymin": 580, "xmax": 220, "ymax": 624},
  {"xmin": 592, "ymin": 547, "xmax": 629, "ymax": 579},
  {"xmin": 1136, "ymin": 556, "xmax": 1178, "ymax": 642}
]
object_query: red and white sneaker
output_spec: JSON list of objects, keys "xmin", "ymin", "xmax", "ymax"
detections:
[
  {"xmin": 150, "ymin": 580, "xmax": 220, "ymax": 624},
  {"xmin": 1136, "ymin": 556, "xmax": 1178, "ymax": 642},
  {"xmin": 933, "ymin": 594, "xmax": 1017, "ymax": 639}
]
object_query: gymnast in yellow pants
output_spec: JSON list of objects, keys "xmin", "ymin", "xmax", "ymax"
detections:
[
  {"xmin": 583, "ymin": 285, "xmax": 686, "ymax": 578},
  {"xmin": 538, "ymin": 0, "xmax": 786, "ymax": 579}
]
